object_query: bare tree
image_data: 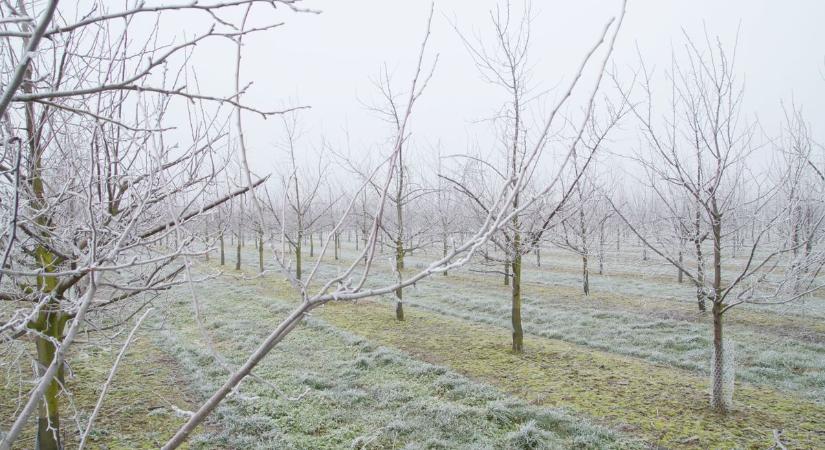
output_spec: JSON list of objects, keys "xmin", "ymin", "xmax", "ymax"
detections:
[
  {"xmin": 0, "ymin": 1, "xmax": 302, "ymax": 448},
  {"xmin": 609, "ymin": 34, "xmax": 824, "ymax": 412},
  {"xmin": 161, "ymin": 2, "xmax": 627, "ymax": 447}
]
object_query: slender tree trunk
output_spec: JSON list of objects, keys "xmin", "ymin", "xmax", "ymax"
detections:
[
  {"xmin": 535, "ymin": 246, "xmax": 541, "ymax": 268},
  {"xmin": 235, "ymin": 234, "xmax": 241, "ymax": 271},
  {"xmin": 442, "ymin": 233, "xmax": 448, "ymax": 276},
  {"xmin": 504, "ymin": 260, "xmax": 510, "ymax": 286},
  {"xmin": 512, "ymin": 234, "xmax": 523, "ymax": 352},
  {"xmin": 709, "ymin": 201, "xmax": 727, "ymax": 412},
  {"xmin": 258, "ymin": 231, "xmax": 264, "ymax": 273},
  {"xmin": 310, "ymin": 233, "xmax": 314, "ymax": 257},
  {"xmin": 219, "ymin": 231, "xmax": 225, "ymax": 266},
  {"xmin": 394, "ymin": 240, "xmax": 404, "ymax": 321},
  {"xmin": 204, "ymin": 224, "xmax": 210, "ymax": 263},
  {"xmin": 711, "ymin": 301, "xmax": 726, "ymax": 412},
  {"xmin": 677, "ymin": 249, "xmax": 684, "ymax": 283},
  {"xmin": 295, "ymin": 232, "xmax": 302, "ymax": 280},
  {"xmin": 598, "ymin": 221, "xmax": 605, "ymax": 275},
  {"xmin": 580, "ymin": 208, "xmax": 590, "ymax": 295},
  {"xmin": 694, "ymin": 213, "xmax": 707, "ymax": 312}
]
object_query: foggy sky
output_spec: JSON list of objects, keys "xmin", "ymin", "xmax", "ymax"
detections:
[{"xmin": 179, "ymin": 0, "xmax": 825, "ymax": 179}]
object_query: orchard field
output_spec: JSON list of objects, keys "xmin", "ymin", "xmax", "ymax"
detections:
[{"xmin": 4, "ymin": 243, "xmax": 822, "ymax": 449}]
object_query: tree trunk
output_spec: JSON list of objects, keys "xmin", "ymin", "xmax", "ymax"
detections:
[
  {"xmin": 709, "ymin": 199, "xmax": 728, "ymax": 411},
  {"xmin": 205, "ymin": 223, "xmax": 210, "ymax": 263},
  {"xmin": 258, "ymin": 232, "xmax": 264, "ymax": 273},
  {"xmin": 235, "ymin": 234, "xmax": 241, "ymax": 271},
  {"xmin": 295, "ymin": 232, "xmax": 302, "ymax": 280},
  {"xmin": 598, "ymin": 221, "xmax": 605, "ymax": 275},
  {"xmin": 504, "ymin": 260, "xmax": 510, "ymax": 286},
  {"xmin": 678, "ymin": 250, "xmax": 684, "ymax": 283},
  {"xmin": 219, "ymin": 231, "xmax": 225, "ymax": 266},
  {"xmin": 710, "ymin": 302, "xmax": 726, "ymax": 412},
  {"xmin": 535, "ymin": 246, "xmax": 541, "ymax": 267},
  {"xmin": 32, "ymin": 307, "xmax": 66, "ymax": 450},
  {"xmin": 511, "ymin": 239, "xmax": 523, "ymax": 352},
  {"xmin": 442, "ymin": 235, "xmax": 448, "ymax": 276},
  {"xmin": 395, "ymin": 237, "xmax": 404, "ymax": 321},
  {"xmin": 310, "ymin": 233, "xmax": 314, "ymax": 257}
]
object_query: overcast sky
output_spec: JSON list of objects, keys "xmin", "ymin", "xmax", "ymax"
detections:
[{"xmin": 175, "ymin": 0, "xmax": 825, "ymax": 177}]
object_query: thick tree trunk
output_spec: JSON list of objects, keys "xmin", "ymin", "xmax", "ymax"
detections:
[{"xmin": 32, "ymin": 307, "xmax": 66, "ymax": 450}]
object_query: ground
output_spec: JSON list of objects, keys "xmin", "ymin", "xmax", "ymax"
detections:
[{"xmin": 2, "ymin": 242, "xmax": 823, "ymax": 449}]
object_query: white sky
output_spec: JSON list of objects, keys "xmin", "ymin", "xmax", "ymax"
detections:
[{"xmin": 172, "ymin": 0, "xmax": 825, "ymax": 179}]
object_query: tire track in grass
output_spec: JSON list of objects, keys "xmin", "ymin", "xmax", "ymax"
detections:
[{"xmin": 317, "ymin": 300, "xmax": 825, "ymax": 449}]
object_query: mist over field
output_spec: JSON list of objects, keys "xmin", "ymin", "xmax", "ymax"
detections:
[{"xmin": 1, "ymin": 1, "xmax": 824, "ymax": 449}]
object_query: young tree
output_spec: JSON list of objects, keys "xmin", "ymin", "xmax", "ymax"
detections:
[
  {"xmin": 277, "ymin": 113, "xmax": 331, "ymax": 281},
  {"xmin": 609, "ymin": 35, "xmax": 823, "ymax": 412},
  {"xmin": 445, "ymin": 0, "xmax": 628, "ymax": 352},
  {"xmin": 161, "ymin": 3, "xmax": 628, "ymax": 447}
]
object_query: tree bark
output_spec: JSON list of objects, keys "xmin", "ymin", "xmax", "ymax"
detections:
[
  {"xmin": 711, "ymin": 301, "xmax": 726, "ymax": 412},
  {"xmin": 710, "ymin": 198, "xmax": 726, "ymax": 411},
  {"xmin": 678, "ymin": 249, "xmax": 684, "ymax": 283},
  {"xmin": 511, "ymin": 240, "xmax": 523, "ymax": 352},
  {"xmin": 33, "ymin": 307, "xmax": 66, "ymax": 450},
  {"xmin": 258, "ymin": 232, "xmax": 264, "ymax": 273},
  {"xmin": 295, "ymin": 232, "xmax": 302, "ymax": 280},
  {"xmin": 219, "ymin": 231, "xmax": 225, "ymax": 266},
  {"xmin": 235, "ymin": 234, "xmax": 241, "ymax": 271}
]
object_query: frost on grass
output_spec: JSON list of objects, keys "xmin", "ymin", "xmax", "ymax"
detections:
[
  {"xmin": 505, "ymin": 420, "xmax": 563, "ymax": 450},
  {"xmin": 397, "ymin": 268, "xmax": 825, "ymax": 403},
  {"xmin": 149, "ymin": 272, "xmax": 636, "ymax": 449}
]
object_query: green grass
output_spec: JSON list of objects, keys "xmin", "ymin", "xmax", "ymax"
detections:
[
  {"xmin": 318, "ymin": 300, "xmax": 825, "ymax": 449},
  {"xmin": 151, "ymin": 273, "xmax": 637, "ymax": 449},
  {"xmin": 3, "ymin": 240, "xmax": 823, "ymax": 449},
  {"xmin": 0, "ymin": 334, "xmax": 203, "ymax": 449}
]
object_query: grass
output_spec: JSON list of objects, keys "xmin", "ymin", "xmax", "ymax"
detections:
[
  {"xmin": 284, "ymin": 246, "xmax": 825, "ymax": 403},
  {"xmin": 318, "ymin": 300, "xmax": 825, "ymax": 449},
  {"xmin": 0, "ymin": 332, "xmax": 203, "ymax": 449},
  {"xmin": 3, "ymin": 240, "xmax": 823, "ymax": 448},
  {"xmin": 151, "ymin": 272, "xmax": 637, "ymax": 449}
]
